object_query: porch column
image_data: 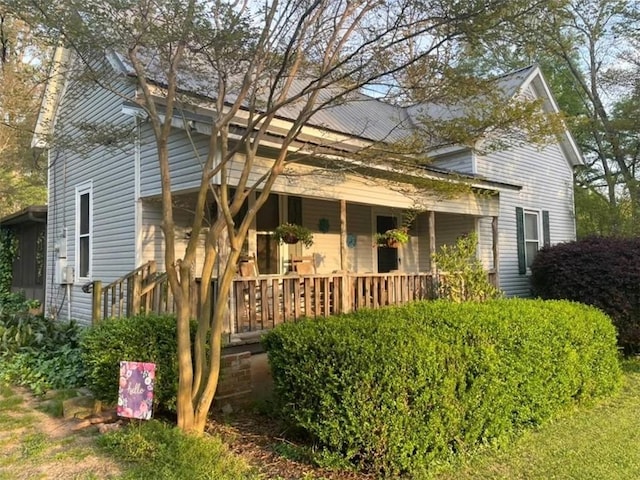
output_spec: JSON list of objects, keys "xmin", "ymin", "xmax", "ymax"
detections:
[
  {"xmin": 428, "ymin": 211, "xmax": 437, "ymax": 297},
  {"xmin": 428, "ymin": 211, "xmax": 436, "ymax": 275},
  {"xmin": 340, "ymin": 199, "xmax": 347, "ymax": 271},
  {"xmin": 492, "ymin": 216, "xmax": 500, "ymax": 287},
  {"xmin": 340, "ymin": 199, "xmax": 352, "ymax": 313}
]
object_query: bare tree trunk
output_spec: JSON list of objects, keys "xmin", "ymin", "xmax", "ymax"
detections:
[{"xmin": 176, "ymin": 266, "xmax": 196, "ymax": 432}]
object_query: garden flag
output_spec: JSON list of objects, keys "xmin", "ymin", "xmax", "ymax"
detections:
[{"xmin": 117, "ymin": 361, "xmax": 156, "ymax": 420}]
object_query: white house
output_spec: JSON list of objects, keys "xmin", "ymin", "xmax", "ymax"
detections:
[{"xmin": 34, "ymin": 49, "xmax": 582, "ymax": 338}]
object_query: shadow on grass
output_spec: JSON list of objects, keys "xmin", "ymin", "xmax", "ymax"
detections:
[{"xmin": 621, "ymin": 356, "xmax": 640, "ymax": 374}]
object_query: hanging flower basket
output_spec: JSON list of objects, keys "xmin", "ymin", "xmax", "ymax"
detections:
[
  {"xmin": 273, "ymin": 223, "xmax": 314, "ymax": 248},
  {"xmin": 386, "ymin": 237, "xmax": 400, "ymax": 248},
  {"xmin": 375, "ymin": 228, "xmax": 410, "ymax": 248},
  {"xmin": 282, "ymin": 233, "xmax": 299, "ymax": 244}
]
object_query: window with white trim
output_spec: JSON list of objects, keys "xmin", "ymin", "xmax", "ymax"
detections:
[
  {"xmin": 516, "ymin": 207, "xmax": 550, "ymax": 275},
  {"xmin": 523, "ymin": 210, "xmax": 540, "ymax": 269},
  {"xmin": 76, "ymin": 183, "xmax": 92, "ymax": 279}
]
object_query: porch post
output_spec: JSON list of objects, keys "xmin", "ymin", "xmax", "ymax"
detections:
[
  {"xmin": 428, "ymin": 211, "xmax": 436, "ymax": 274},
  {"xmin": 340, "ymin": 199, "xmax": 347, "ymax": 271},
  {"xmin": 91, "ymin": 280, "xmax": 102, "ymax": 325},
  {"xmin": 492, "ymin": 216, "xmax": 500, "ymax": 287},
  {"xmin": 428, "ymin": 211, "xmax": 437, "ymax": 297},
  {"xmin": 340, "ymin": 199, "xmax": 351, "ymax": 313}
]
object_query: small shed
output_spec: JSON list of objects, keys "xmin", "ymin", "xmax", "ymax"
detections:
[{"xmin": 0, "ymin": 206, "xmax": 47, "ymax": 306}]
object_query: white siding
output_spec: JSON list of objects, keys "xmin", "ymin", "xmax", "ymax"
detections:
[
  {"xmin": 225, "ymin": 153, "xmax": 498, "ymax": 216},
  {"xmin": 429, "ymin": 150, "xmax": 475, "ymax": 174},
  {"xmin": 476, "ymin": 142, "xmax": 575, "ymax": 296},
  {"xmin": 301, "ymin": 198, "xmax": 341, "ymax": 273},
  {"xmin": 46, "ymin": 70, "xmax": 137, "ymax": 325},
  {"xmin": 346, "ymin": 203, "xmax": 374, "ymax": 273},
  {"xmin": 139, "ymin": 126, "xmax": 211, "ymax": 197}
]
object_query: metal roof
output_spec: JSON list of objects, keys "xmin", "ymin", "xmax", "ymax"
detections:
[{"xmin": 112, "ymin": 51, "xmax": 536, "ymax": 144}]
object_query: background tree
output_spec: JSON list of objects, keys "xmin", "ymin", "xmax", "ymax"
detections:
[
  {"xmin": 459, "ymin": 0, "xmax": 640, "ymax": 237},
  {"xmin": 0, "ymin": 11, "xmax": 47, "ymax": 217},
  {"xmin": 13, "ymin": 0, "xmax": 563, "ymax": 434}
]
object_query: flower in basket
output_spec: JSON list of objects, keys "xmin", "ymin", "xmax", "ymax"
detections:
[
  {"xmin": 273, "ymin": 223, "xmax": 314, "ymax": 247},
  {"xmin": 375, "ymin": 227, "xmax": 410, "ymax": 248}
]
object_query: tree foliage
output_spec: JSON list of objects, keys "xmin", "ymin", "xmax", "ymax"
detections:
[
  {"xmin": 459, "ymin": 0, "xmax": 640, "ymax": 236},
  {"xmin": 0, "ymin": 12, "xmax": 47, "ymax": 216}
]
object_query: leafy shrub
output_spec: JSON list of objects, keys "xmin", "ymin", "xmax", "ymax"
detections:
[
  {"xmin": 81, "ymin": 314, "xmax": 193, "ymax": 413},
  {"xmin": 530, "ymin": 236, "xmax": 640, "ymax": 353},
  {"xmin": 0, "ymin": 290, "xmax": 41, "ymax": 317},
  {"xmin": 98, "ymin": 420, "xmax": 255, "ymax": 480},
  {"xmin": 433, "ymin": 232, "xmax": 501, "ymax": 302},
  {"xmin": 263, "ymin": 299, "xmax": 621, "ymax": 476},
  {"xmin": 0, "ymin": 312, "xmax": 85, "ymax": 394},
  {"xmin": 0, "ymin": 230, "xmax": 17, "ymax": 302}
]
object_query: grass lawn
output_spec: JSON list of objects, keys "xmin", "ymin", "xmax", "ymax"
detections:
[
  {"xmin": 1, "ymin": 359, "xmax": 639, "ymax": 479},
  {"xmin": 431, "ymin": 358, "xmax": 640, "ymax": 480}
]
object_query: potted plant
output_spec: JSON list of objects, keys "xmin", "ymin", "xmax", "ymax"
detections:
[
  {"xmin": 273, "ymin": 223, "xmax": 314, "ymax": 247},
  {"xmin": 375, "ymin": 227, "xmax": 410, "ymax": 248}
]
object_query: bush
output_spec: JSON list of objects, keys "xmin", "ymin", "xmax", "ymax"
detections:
[
  {"xmin": 0, "ymin": 312, "xmax": 85, "ymax": 394},
  {"xmin": 530, "ymin": 236, "xmax": 640, "ymax": 353},
  {"xmin": 80, "ymin": 314, "xmax": 192, "ymax": 413},
  {"xmin": 433, "ymin": 232, "xmax": 502, "ymax": 302},
  {"xmin": 263, "ymin": 299, "xmax": 621, "ymax": 476}
]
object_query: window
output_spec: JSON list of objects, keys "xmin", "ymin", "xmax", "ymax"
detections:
[
  {"xmin": 76, "ymin": 183, "xmax": 92, "ymax": 279},
  {"xmin": 524, "ymin": 211, "xmax": 540, "ymax": 269},
  {"xmin": 516, "ymin": 207, "xmax": 550, "ymax": 274}
]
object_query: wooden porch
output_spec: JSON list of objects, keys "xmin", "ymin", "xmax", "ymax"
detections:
[{"xmin": 88, "ymin": 261, "xmax": 496, "ymax": 343}]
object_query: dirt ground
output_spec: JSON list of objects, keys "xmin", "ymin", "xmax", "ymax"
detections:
[
  {"xmin": 208, "ymin": 413, "xmax": 375, "ymax": 480},
  {"xmin": 0, "ymin": 387, "xmax": 370, "ymax": 480},
  {"xmin": 0, "ymin": 387, "xmax": 122, "ymax": 480}
]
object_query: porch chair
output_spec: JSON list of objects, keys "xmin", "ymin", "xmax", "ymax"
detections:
[
  {"xmin": 291, "ymin": 255, "xmax": 316, "ymax": 275},
  {"xmin": 238, "ymin": 255, "xmax": 259, "ymax": 277}
]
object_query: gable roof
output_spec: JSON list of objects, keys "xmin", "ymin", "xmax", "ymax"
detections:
[
  {"xmin": 36, "ymin": 50, "xmax": 583, "ymax": 168},
  {"xmin": 405, "ymin": 65, "xmax": 583, "ymax": 167}
]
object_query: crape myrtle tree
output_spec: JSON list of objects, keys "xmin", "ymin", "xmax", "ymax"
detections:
[{"xmin": 12, "ymin": 0, "xmax": 559, "ymax": 433}]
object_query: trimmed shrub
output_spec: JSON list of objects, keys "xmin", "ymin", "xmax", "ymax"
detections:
[
  {"xmin": 80, "ymin": 314, "xmax": 191, "ymax": 413},
  {"xmin": 530, "ymin": 236, "xmax": 640, "ymax": 353},
  {"xmin": 263, "ymin": 299, "xmax": 621, "ymax": 476}
]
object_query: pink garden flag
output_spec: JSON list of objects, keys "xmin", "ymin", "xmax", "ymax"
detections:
[{"xmin": 117, "ymin": 361, "xmax": 156, "ymax": 420}]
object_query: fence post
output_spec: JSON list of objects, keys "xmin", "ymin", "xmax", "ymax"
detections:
[
  {"xmin": 341, "ymin": 273, "xmax": 352, "ymax": 313},
  {"xmin": 92, "ymin": 280, "xmax": 102, "ymax": 325},
  {"xmin": 131, "ymin": 273, "xmax": 141, "ymax": 316}
]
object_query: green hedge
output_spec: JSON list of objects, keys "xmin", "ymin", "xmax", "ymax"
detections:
[
  {"xmin": 80, "ymin": 314, "xmax": 190, "ymax": 413},
  {"xmin": 263, "ymin": 299, "xmax": 621, "ymax": 476}
]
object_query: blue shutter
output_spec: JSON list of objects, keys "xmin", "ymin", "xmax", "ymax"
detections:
[{"xmin": 516, "ymin": 207, "xmax": 526, "ymax": 274}]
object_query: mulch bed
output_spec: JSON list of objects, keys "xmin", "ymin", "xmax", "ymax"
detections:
[{"xmin": 207, "ymin": 412, "xmax": 375, "ymax": 480}]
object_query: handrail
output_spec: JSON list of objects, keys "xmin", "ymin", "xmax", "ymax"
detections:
[
  {"xmin": 99, "ymin": 261, "xmax": 158, "ymax": 320},
  {"xmin": 103, "ymin": 260, "xmax": 157, "ymax": 289}
]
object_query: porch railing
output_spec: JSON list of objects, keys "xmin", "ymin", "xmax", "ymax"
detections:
[
  {"xmin": 90, "ymin": 261, "xmax": 160, "ymax": 322},
  {"xmin": 91, "ymin": 268, "xmax": 497, "ymax": 335}
]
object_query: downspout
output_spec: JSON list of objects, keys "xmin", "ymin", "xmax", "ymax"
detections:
[{"xmin": 134, "ymin": 116, "xmax": 142, "ymax": 267}]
